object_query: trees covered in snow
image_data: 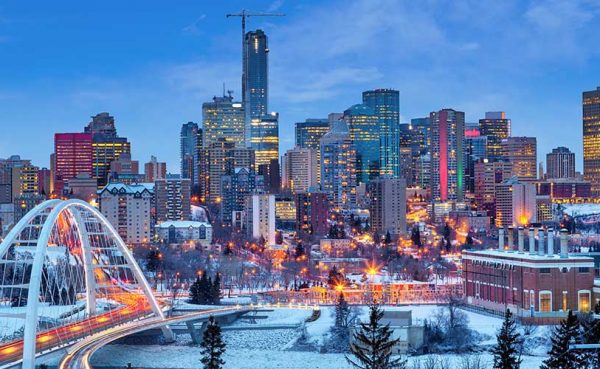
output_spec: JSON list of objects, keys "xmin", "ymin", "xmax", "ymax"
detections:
[
  {"xmin": 200, "ymin": 316, "xmax": 226, "ymax": 369},
  {"xmin": 491, "ymin": 309, "xmax": 522, "ymax": 369},
  {"xmin": 347, "ymin": 303, "xmax": 406, "ymax": 369}
]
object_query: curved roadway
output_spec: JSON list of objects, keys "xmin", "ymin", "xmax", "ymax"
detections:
[{"xmin": 59, "ymin": 307, "xmax": 246, "ymax": 369}]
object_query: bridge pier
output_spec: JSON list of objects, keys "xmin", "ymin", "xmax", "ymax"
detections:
[{"xmin": 186, "ymin": 321, "xmax": 206, "ymax": 344}]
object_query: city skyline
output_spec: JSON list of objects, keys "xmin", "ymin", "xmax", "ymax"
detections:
[{"xmin": 1, "ymin": 1, "xmax": 600, "ymax": 172}]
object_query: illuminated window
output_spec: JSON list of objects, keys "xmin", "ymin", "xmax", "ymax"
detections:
[
  {"xmin": 539, "ymin": 291, "xmax": 552, "ymax": 312},
  {"xmin": 578, "ymin": 290, "xmax": 591, "ymax": 313}
]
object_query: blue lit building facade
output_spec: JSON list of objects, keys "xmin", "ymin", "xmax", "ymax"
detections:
[
  {"xmin": 180, "ymin": 122, "xmax": 200, "ymax": 185},
  {"xmin": 344, "ymin": 104, "xmax": 379, "ymax": 184},
  {"xmin": 362, "ymin": 89, "xmax": 400, "ymax": 178}
]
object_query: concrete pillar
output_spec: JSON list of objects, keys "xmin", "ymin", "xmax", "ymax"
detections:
[
  {"xmin": 560, "ymin": 229, "xmax": 568, "ymax": 258},
  {"xmin": 498, "ymin": 228, "xmax": 505, "ymax": 251},
  {"xmin": 507, "ymin": 226, "xmax": 514, "ymax": 251},
  {"xmin": 187, "ymin": 321, "xmax": 202, "ymax": 344},
  {"xmin": 518, "ymin": 227, "xmax": 524, "ymax": 253},
  {"xmin": 538, "ymin": 228, "xmax": 545, "ymax": 256},
  {"xmin": 547, "ymin": 227, "xmax": 554, "ymax": 256},
  {"xmin": 529, "ymin": 227, "xmax": 536, "ymax": 255}
]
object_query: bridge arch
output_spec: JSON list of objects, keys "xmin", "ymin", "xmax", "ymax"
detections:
[{"xmin": 0, "ymin": 199, "xmax": 171, "ymax": 369}]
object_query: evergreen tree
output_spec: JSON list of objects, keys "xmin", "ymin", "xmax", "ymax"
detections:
[
  {"xmin": 346, "ymin": 303, "xmax": 406, "ymax": 369},
  {"xmin": 541, "ymin": 310, "xmax": 584, "ymax": 369},
  {"xmin": 189, "ymin": 275, "xmax": 201, "ymax": 304},
  {"xmin": 200, "ymin": 316, "xmax": 226, "ymax": 369},
  {"xmin": 295, "ymin": 243, "xmax": 305, "ymax": 259},
  {"xmin": 335, "ymin": 292, "xmax": 351, "ymax": 328},
  {"xmin": 579, "ymin": 305, "xmax": 600, "ymax": 368},
  {"xmin": 328, "ymin": 266, "xmax": 343, "ymax": 286},
  {"xmin": 384, "ymin": 231, "xmax": 392, "ymax": 246},
  {"xmin": 410, "ymin": 227, "xmax": 422, "ymax": 248},
  {"xmin": 197, "ymin": 272, "xmax": 210, "ymax": 304},
  {"xmin": 145, "ymin": 249, "xmax": 161, "ymax": 272},
  {"xmin": 211, "ymin": 273, "xmax": 221, "ymax": 305},
  {"xmin": 491, "ymin": 309, "xmax": 522, "ymax": 369}
]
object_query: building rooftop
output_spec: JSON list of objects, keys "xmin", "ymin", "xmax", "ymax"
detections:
[
  {"xmin": 98, "ymin": 182, "xmax": 154, "ymax": 195},
  {"xmin": 463, "ymin": 248, "xmax": 594, "ymax": 263},
  {"xmin": 156, "ymin": 220, "xmax": 212, "ymax": 228}
]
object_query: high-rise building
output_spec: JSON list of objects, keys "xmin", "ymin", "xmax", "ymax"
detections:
[
  {"xmin": 258, "ymin": 159, "xmax": 281, "ymax": 194},
  {"xmin": 85, "ymin": 113, "xmax": 131, "ymax": 188},
  {"xmin": 200, "ymin": 139, "xmax": 256, "ymax": 205},
  {"xmin": 245, "ymin": 193, "xmax": 275, "ymax": 245},
  {"xmin": 180, "ymin": 122, "xmax": 200, "ymax": 184},
  {"xmin": 220, "ymin": 167, "xmax": 264, "ymax": 226},
  {"xmin": 66, "ymin": 173, "xmax": 98, "ymax": 202},
  {"xmin": 368, "ymin": 177, "xmax": 407, "ymax": 237},
  {"xmin": 282, "ymin": 147, "xmax": 318, "ymax": 194},
  {"xmin": 410, "ymin": 117, "xmax": 431, "ymax": 155},
  {"xmin": 295, "ymin": 119, "xmax": 330, "ymax": 149},
  {"xmin": 0, "ymin": 156, "xmax": 39, "ymax": 202},
  {"xmin": 203, "ymin": 93, "xmax": 245, "ymax": 148},
  {"xmin": 583, "ymin": 86, "xmax": 600, "ymax": 196},
  {"xmin": 546, "ymin": 147, "xmax": 576, "ymax": 180},
  {"xmin": 295, "ymin": 118, "xmax": 329, "ymax": 182},
  {"xmin": 344, "ymin": 104, "xmax": 379, "ymax": 184},
  {"xmin": 108, "ymin": 152, "xmax": 142, "ymax": 184},
  {"xmin": 295, "ymin": 191, "xmax": 329, "ymax": 237},
  {"xmin": 479, "ymin": 111, "xmax": 511, "ymax": 161},
  {"xmin": 37, "ymin": 167, "xmax": 52, "ymax": 196},
  {"xmin": 320, "ymin": 125, "xmax": 357, "ymax": 209},
  {"xmin": 363, "ymin": 89, "xmax": 400, "ymax": 178},
  {"xmin": 430, "ymin": 109, "xmax": 465, "ymax": 201},
  {"xmin": 243, "ymin": 29, "xmax": 269, "ymax": 131},
  {"xmin": 54, "ymin": 133, "xmax": 93, "ymax": 194},
  {"xmin": 464, "ymin": 135, "xmax": 488, "ymax": 194},
  {"xmin": 98, "ymin": 183, "xmax": 153, "ymax": 245},
  {"xmin": 275, "ymin": 194, "xmax": 296, "ymax": 231},
  {"xmin": 144, "ymin": 156, "xmax": 167, "ymax": 183},
  {"xmin": 155, "ymin": 175, "xmax": 191, "ymax": 222},
  {"xmin": 495, "ymin": 176, "xmax": 537, "ymax": 227},
  {"xmin": 249, "ymin": 113, "xmax": 279, "ymax": 169},
  {"xmin": 474, "ymin": 159, "xmax": 513, "ymax": 215},
  {"xmin": 501, "ymin": 137, "xmax": 537, "ymax": 182}
]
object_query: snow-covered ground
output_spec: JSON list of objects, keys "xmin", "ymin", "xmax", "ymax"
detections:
[{"xmin": 90, "ymin": 305, "xmax": 551, "ymax": 369}]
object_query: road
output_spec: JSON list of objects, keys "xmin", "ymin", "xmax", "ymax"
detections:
[{"xmin": 59, "ymin": 306, "xmax": 246, "ymax": 369}]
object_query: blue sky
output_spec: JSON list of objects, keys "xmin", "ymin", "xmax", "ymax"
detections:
[{"xmin": 0, "ymin": 0, "xmax": 599, "ymax": 172}]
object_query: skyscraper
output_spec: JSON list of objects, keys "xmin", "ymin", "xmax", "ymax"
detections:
[
  {"xmin": 546, "ymin": 147, "xmax": 576, "ymax": 179},
  {"xmin": 220, "ymin": 167, "xmax": 264, "ymax": 226},
  {"xmin": 155, "ymin": 175, "xmax": 191, "ymax": 222},
  {"xmin": 495, "ymin": 176, "xmax": 537, "ymax": 227},
  {"xmin": 368, "ymin": 177, "xmax": 407, "ymax": 237},
  {"xmin": 243, "ymin": 29, "xmax": 269, "ymax": 135},
  {"xmin": 281, "ymin": 147, "xmax": 318, "ymax": 194},
  {"xmin": 85, "ymin": 113, "xmax": 131, "ymax": 188},
  {"xmin": 144, "ymin": 156, "xmax": 167, "ymax": 183},
  {"xmin": 249, "ymin": 113, "xmax": 279, "ymax": 170},
  {"xmin": 430, "ymin": 109, "xmax": 465, "ymax": 201},
  {"xmin": 295, "ymin": 118, "xmax": 329, "ymax": 183},
  {"xmin": 362, "ymin": 89, "xmax": 400, "ymax": 178},
  {"xmin": 501, "ymin": 137, "xmax": 537, "ymax": 182},
  {"xmin": 202, "ymin": 93, "xmax": 245, "ymax": 148},
  {"xmin": 54, "ymin": 133, "xmax": 93, "ymax": 194},
  {"xmin": 410, "ymin": 117, "xmax": 431, "ymax": 155},
  {"xmin": 344, "ymin": 104, "xmax": 379, "ymax": 184},
  {"xmin": 583, "ymin": 86, "xmax": 600, "ymax": 195},
  {"xmin": 320, "ymin": 124, "xmax": 357, "ymax": 209},
  {"xmin": 180, "ymin": 122, "xmax": 200, "ymax": 184},
  {"xmin": 479, "ymin": 111, "xmax": 511, "ymax": 161}
]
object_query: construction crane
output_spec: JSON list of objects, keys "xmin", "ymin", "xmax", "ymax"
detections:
[
  {"xmin": 226, "ymin": 9, "xmax": 285, "ymax": 106},
  {"xmin": 226, "ymin": 9, "xmax": 285, "ymax": 43}
]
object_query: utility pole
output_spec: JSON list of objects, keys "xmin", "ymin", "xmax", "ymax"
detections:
[{"xmin": 226, "ymin": 9, "xmax": 284, "ymax": 108}]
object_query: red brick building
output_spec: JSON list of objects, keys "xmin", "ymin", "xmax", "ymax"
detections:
[{"xmin": 463, "ymin": 228, "xmax": 595, "ymax": 321}]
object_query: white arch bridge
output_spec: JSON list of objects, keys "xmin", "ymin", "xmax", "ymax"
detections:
[{"xmin": 0, "ymin": 199, "xmax": 242, "ymax": 369}]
